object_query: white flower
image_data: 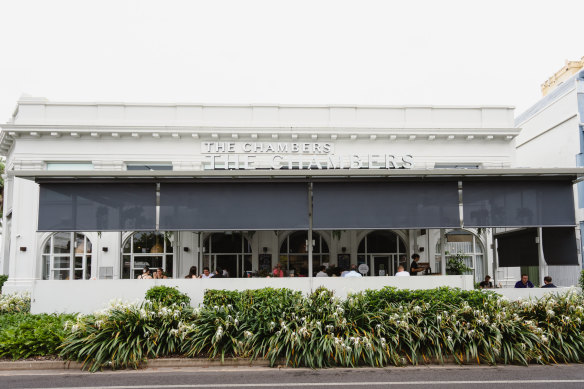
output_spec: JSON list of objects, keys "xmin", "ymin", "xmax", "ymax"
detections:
[{"xmin": 215, "ymin": 326, "xmax": 224, "ymax": 341}]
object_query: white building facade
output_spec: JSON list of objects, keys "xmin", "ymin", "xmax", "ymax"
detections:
[
  {"xmin": 514, "ymin": 68, "xmax": 584, "ymax": 285},
  {"xmin": 0, "ymin": 96, "xmax": 580, "ymax": 312}
]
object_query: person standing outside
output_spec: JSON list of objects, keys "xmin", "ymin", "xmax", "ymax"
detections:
[
  {"xmin": 514, "ymin": 274, "xmax": 534, "ymax": 288},
  {"xmin": 409, "ymin": 254, "xmax": 426, "ymax": 276}
]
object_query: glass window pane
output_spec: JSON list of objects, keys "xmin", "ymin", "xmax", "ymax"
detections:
[
  {"xmin": 74, "ymin": 256, "xmax": 83, "ymax": 268},
  {"xmin": 53, "ymin": 269, "xmax": 70, "ymax": 280},
  {"xmin": 54, "ymin": 257, "xmax": 70, "ymax": 268},
  {"xmin": 122, "ymin": 255, "xmax": 131, "ymax": 279},
  {"xmin": 126, "ymin": 164, "xmax": 173, "ymax": 171},
  {"xmin": 133, "ymin": 256, "xmax": 162, "ymax": 270},
  {"xmin": 123, "ymin": 239, "xmax": 131, "ymax": 253},
  {"xmin": 53, "ymin": 233, "xmax": 71, "ymax": 254},
  {"xmin": 74, "ymin": 270, "xmax": 83, "ymax": 280},
  {"xmin": 86, "ymin": 255, "xmax": 92, "ymax": 280},
  {"xmin": 42, "ymin": 255, "xmax": 50, "ymax": 280},
  {"xmin": 46, "ymin": 162, "xmax": 93, "ymax": 171},
  {"xmin": 288, "ymin": 232, "xmax": 308, "ymax": 253},
  {"xmin": 165, "ymin": 255, "xmax": 173, "ymax": 277},
  {"xmin": 288, "ymin": 255, "xmax": 307, "ymax": 276}
]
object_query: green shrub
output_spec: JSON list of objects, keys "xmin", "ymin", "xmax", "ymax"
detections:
[
  {"xmin": 0, "ymin": 292, "xmax": 31, "ymax": 314},
  {"xmin": 0, "ymin": 313, "xmax": 75, "ymax": 359},
  {"xmin": 0, "ymin": 275, "xmax": 8, "ymax": 293},
  {"xmin": 579, "ymin": 269, "xmax": 584, "ymax": 291},
  {"xmin": 60, "ymin": 299, "xmax": 194, "ymax": 371},
  {"xmin": 145, "ymin": 286, "xmax": 190, "ymax": 307},
  {"xmin": 57, "ymin": 286, "xmax": 584, "ymax": 370}
]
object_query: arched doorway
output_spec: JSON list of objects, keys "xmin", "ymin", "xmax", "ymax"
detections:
[
  {"xmin": 203, "ymin": 233, "xmax": 252, "ymax": 277},
  {"xmin": 435, "ymin": 229, "xmax": 485, "ymax": 282},
  {"xmin": 358, "ymin": 231, "xmax": 407, "ymax": 276},
  {"xmin": 279, "ymin": 231, "xmax": 329, "ymax": 277},
  {"xmin": 41, "ymin": 232, "xmax": 93, "ymax": 280},
  {"xmin": 122, "ymin": 232, "xmax": 174, "ymax": 279}
]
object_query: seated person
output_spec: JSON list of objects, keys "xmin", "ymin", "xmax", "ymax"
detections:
[
  {"xmin": 273, "ymin": 263, "xmax": 284, "ymax": 277},
  {"xmin": 541, "ymin": 276, "xmax": 557, "ymax": 288},
  {"xmin": 200, "ymin": 267, "xmax": 213, "ymax": 279},
  {"xmin": 315, "ymin": 265, "xmax": 328, "ymax": 277},
  {"xmin": 153, "ymin": 267, "xmax": 168, "ymax": 279},
  {"xmin": 394, "ymin": 265, "xmax": 410, "ymax": 277},
  {"xmin": 185, "ymin": 266, "xmax": 198, "ymax": 279},
  {"xmin": 479, "ymin": 275, "xmax": 493, "ymax": 288},
  {"xmin": 514, "ymin": 274, "xmax": 534, "ymax": 288},
  {"xmin": 137, "ymin": 266, "xmax": 153, "ymax": 279},
  {"xmin": 213, "ymin": 267, "xmax": 224, "ymax": 278},
  {"xmin": 343, "ymin": 264, "xmax": 362, "ymax": 278}
]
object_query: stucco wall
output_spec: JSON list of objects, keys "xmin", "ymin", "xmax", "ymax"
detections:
[{"xmin": 28, "ymin": 275, "xmax": 474, "ymax": 314}]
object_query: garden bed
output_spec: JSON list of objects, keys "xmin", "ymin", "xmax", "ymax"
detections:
[{"xmin": 2, "ymin": 286, "xmax": 584, "ymax": 372}]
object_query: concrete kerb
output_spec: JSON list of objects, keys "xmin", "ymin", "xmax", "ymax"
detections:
[{"xmin": 0, "ymin": 358, "xmax": 270, "ymax": 371}]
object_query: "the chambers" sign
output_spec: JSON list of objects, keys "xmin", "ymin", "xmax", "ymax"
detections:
[{"xmin": 201, "ymin": 142, "xmax": 413, "ymax": 170}]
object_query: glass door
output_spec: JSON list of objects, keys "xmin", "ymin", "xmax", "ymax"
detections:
[{"xmin": 373, "ymin": 256, "xmax": 389, "ymax": 276}]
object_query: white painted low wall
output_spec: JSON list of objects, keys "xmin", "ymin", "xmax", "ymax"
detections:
[
  {"xmin": 30, "ymin": 275, "xmax": 473, "ymax": 314},
  {"xmin": 493, "ymin": 287, "xmax": 581, "ymax": 300}
]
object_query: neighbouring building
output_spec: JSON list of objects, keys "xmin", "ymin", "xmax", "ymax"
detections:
[{"xmin": 514, "ymin": 58, "xmax": 584, "ymax": 285}]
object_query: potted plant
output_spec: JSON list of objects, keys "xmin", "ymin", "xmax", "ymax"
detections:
[{"xmin": 446, "ymin": 252, "xmax": 471, "ymax": 275}]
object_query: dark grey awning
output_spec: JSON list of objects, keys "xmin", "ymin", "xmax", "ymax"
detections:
[
  {"xmin": 463, "ymin": 180, "xmax": 575, "ymax": 227},
  {"xmin": 312, "ymin": 181, "xmax": 460, "ymax": 229},
  {"xmin": 495, "ymin": 229, "xmax": 539, "ymax": 267},
  {"xmin": 38, "ymin": 183, "xmax": 156, "ymax": 231},
  {"xmin": 159, "ymin": 182, "xmax": 309, "ymax": 231},
  {"xmin": 542, "ymin": 227, "xmax": 579, "ymax": 265},
  {"xmin": 495, "ymin": 227, "xmax": 579, "ymax": 267}
]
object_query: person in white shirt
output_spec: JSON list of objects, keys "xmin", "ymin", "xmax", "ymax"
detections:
[
  {"xmin": 343, "ymin": 264, "xmax": 363, "ymax": 278},
  {"xmin": 315, "ymin": 265, "xmax": 328, "ymax": 277},
  {"xmin": 395, "ymin": 265, "xmax": 410, "ymax": 277},
  {"xmin": 200, "ymin": 267, "xmax": 213, "ymax": 279}
]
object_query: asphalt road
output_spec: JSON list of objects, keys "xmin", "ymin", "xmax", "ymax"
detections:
[{"xmin": 0, "ymin": 365, "xmax": 583, "ymax": 389}]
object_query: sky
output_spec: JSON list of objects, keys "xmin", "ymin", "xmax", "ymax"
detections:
[{"xmin": 0, "ymin": 0, "xmax": 583, "ymax": 123}]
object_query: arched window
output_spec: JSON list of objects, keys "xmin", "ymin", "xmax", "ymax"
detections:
[
  {"xmin": 122, "ymin": 232, "xmax": 174, "ymax": 279},
  {"xmin": 202, "ymin": 233, "xmax": 252, "ymax": 278},
  {"xmin": 357, "ymin": 231, "xmax": 407, "ymax": 276},
  {"xmin": 435, "ymin": 229, "xmax": 485, "ymax": 282},
  {"xmin": 279, "ymin": 231, "xmax": 329, "ymax": 277},
  {"xmin": 42, "ymin": 232, "xmax": 92, "ymax": 280}
]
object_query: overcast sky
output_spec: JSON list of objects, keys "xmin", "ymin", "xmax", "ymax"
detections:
[{"xmin": 1, "ymin": 0, "xmax": 583, "ymax": 122}]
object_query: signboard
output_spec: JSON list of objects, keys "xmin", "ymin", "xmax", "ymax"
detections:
[
  {"xmin": 201, "ymin": 142, "xmax": 413, "ymax": 170},
  {"xmin": 358, "ymin": 263, "xmax": 369, "ymax": 275}
]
